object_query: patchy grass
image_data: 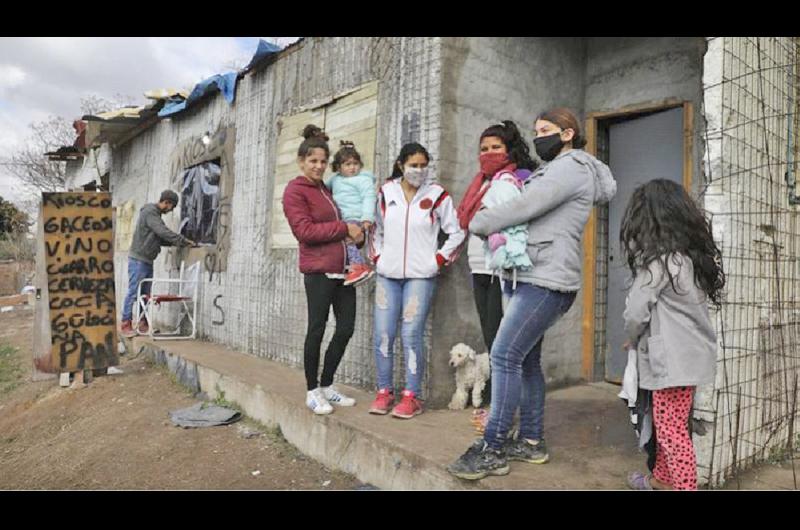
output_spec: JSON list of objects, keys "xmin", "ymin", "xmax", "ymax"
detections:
[
  {"xmin": 0, "ymin": 343, "xmax": 23, "ymax": 397},
  {"xmin": 211, "ymin": 386, "xmax": 241, "ymax": 411}
]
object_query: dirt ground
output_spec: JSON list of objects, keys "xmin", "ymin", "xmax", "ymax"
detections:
[
  {"xmin": 0, "ymin": 309, "xmax": 363, "ymax": 490},
  {"xmin": 1, "ymin": 309, "xmax": 798, "ymax": 490}
]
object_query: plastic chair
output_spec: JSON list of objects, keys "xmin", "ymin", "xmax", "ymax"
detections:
[{"xmin": 134, "ymin": 261, "xmax": 201, "ymax": 340}]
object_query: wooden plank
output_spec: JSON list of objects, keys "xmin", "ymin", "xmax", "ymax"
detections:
[
  {"xmin": 42, "ymin": 192, "xmax": 118, "ymax": 373},
  {"xmin": 324, "ymin": 81, "xmax": 379, "ymax": 175},
  {"xmin": 32, "ymin": 205, "xmax": 56, "ymax": 381},
  {"xmin": 683, "ymin": 101, "xmax": 694, "ymax": 192},
  {"xmin": 587, "ymin": 98, "xmax": 685, "ymax": 121},
  {"xmin": 581, "ymin": 117, "xmax": 598, "ymax": 382},
  {"xmin": 270, "ymin": 108, "xmax": 325, "ymax": 249},
  {"xmin": 270, "ymin": 82, "xmax": 380, "ymax": 250}
]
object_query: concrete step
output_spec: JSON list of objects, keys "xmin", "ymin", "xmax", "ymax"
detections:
[{"xmin": 131, "ymin": 336, "xmax": 642, "ymax": 490}]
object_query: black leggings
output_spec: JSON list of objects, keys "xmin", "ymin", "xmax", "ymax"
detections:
[
  {"xmin": 303, "ymin": 274, "xmax": 356, "ymax": 391},
  {"xmin": 472, "ymin": 273, "xmax": 504, "ymax": 353},
  {"xmin": 472, "ymin": 273, "xmax": 503, "ymax": 403}
]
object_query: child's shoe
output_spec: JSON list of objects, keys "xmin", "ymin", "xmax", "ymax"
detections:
[{"xmin": 343, "ymin": 264, "xmax": 374, "ymax": 286}]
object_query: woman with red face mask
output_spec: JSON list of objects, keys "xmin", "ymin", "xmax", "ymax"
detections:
[{"xmin": 456, "ymin": 121, "xmax": 538, "ymax": 430}]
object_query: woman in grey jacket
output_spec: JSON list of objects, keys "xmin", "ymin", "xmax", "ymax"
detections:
[
  {"xmin": 448, "ymin": 108, "xmax": 617, "ymax": 480},
  {"xmin": 622, "ymin": 180, "xmax": 725, "ymax": 491}
]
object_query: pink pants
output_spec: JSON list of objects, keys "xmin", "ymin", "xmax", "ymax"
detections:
[{"xmin": 652, "ymin": 386, "xmax": 697, "ymax": 491}]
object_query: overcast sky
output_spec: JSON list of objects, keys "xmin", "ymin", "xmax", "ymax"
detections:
[{"xmin": 0, "ymin": 37, "xmax": 299, "ymax": 208}]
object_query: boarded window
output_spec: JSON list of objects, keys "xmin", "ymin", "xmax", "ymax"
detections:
[
  {"xmin": 179, "ymin": 159, "xmax": 221, "ymax": 245},
  {"xmin": 115, "ymin": 199, "xmax": 136, "ymax": 252},
  {"xmin": 270, "ymin": 81, "xmax": 379, "ymax": 249},
  {"xmin": 270, "ymin": 108, "xmax": 326, "ymax": 249}
]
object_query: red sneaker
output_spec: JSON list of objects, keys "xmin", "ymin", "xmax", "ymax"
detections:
[
  {"xmin": 368, "ymin": 388, "xmax": 395, "ymax": 415},
  {"xmin": 391, "ymin": 389, "xmax": 424, "ymax": 419},
  {"xmin": 343, "ymin": 264, "xmax": 374, "ymax": 287},
  {"xmin": 120, "ymin": 320, "xmax": 136, "ymax": 338},
  {"xmin": 137, "ymin": 319, "xmax": 149, "ymax": 334}
]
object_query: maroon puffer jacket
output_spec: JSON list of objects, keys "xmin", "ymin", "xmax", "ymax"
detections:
[{"xmin": 282, "ymin": 176, "xmax": 348, "ymax": 274}]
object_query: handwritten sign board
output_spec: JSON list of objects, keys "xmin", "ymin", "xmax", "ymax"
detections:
[{"xmin": 42, "ymin": 192, "xmax": 118, "ymax": 372}]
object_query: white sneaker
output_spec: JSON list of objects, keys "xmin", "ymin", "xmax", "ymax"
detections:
[
  {"xmin": 322, "ymin": 386, "xmax": 356, "ymax": 407},
  {"xmin": 306, "ymin": 388, "xmax": 333, "ymax": 415}
]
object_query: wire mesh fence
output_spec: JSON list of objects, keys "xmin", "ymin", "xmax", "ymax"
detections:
[{"xmin": 701, "ymin": 36, "xmax": 800, "ymax": 488}]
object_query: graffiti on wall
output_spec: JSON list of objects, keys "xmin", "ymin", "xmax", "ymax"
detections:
[
  {"xmin": 211, "ymin": 294, "xmax": 225, "ymax": 325},
  {"xmin": 41, "ymin": 192, "xmax": 119, "ymax": 373},
  {"xmin": 165, "ymin": 124, "xmax": 236, "ymax": 280}
]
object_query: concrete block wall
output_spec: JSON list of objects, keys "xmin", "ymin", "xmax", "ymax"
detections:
[{"xmin": 585, "ymin": 37, "xmax": 708, "ymax": 193}]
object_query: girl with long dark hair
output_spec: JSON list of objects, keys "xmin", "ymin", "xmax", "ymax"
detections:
[{"xmin": 622, "ymin": 179, "xmax": 724, "ymax": 491}]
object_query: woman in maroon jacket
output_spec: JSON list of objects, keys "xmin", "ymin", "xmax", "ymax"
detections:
[{"xmin": 282, "ymin": 125, "xmax": 366, "ymax": 415}]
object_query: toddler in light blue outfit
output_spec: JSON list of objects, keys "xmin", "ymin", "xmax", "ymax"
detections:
[{"xmin": 326, "ymin": 141, "xmax": 377, "ymax": 286}]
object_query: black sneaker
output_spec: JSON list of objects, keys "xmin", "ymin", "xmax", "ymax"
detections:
[
  {"xmin": 505, "ymin": 437, "xmax": 549, "ymax": 464},
  {"xmin": 447, "ymin": 438, "xmax": 510, "ymax": 480}
]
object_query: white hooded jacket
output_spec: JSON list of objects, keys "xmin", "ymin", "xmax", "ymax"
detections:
[{"xmin": 370, "ymin": 178, "xmax": 466, "ymax": 279}]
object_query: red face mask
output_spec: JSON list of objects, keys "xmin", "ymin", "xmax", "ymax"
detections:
[{"xmin": 479, "ymin": 151, "xmax": 510, "ymax": 176}]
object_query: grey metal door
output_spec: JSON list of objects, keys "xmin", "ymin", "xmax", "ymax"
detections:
[{"xmin": 604, "ymin": 107, "xmax": 684, "ymax": 382}]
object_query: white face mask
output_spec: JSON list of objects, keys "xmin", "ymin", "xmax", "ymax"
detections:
[{"xmin": 403, "ymin": 166, "xmax": 428, "ymax": 188}]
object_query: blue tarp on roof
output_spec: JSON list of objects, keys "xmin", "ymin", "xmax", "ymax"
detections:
[
  {"xmin": 158, "ymin": 39, "xmax": 285, "ymax": 118},
  {"xmin": 159, "ymin": 72, "xmax": 238, "ymax": 117},
  {"xmin": 243, "ymin": 39, "xmax": 282, "ymax": 72}
]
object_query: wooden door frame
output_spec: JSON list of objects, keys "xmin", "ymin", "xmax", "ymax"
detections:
[{"xmin": 580, "ymin": 98, "xmax": 694, "ymax": 381}]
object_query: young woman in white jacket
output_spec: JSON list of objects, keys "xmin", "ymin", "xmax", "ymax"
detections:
[{"xmin": 368, "ymin": 142, "xmax": 466, "ymax": 419}]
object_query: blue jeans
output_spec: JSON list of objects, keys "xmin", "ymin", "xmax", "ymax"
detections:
[
  {"xmin": 122, "ymin": 257, "xmax": 153, "ymax": 322},
  {"xmin": 373, "ymin": 275, "xmax": 437, "ymax": 397},
  {"xmin": 484, "ymin": 282, "xmax": 576, "ymax": 450}
]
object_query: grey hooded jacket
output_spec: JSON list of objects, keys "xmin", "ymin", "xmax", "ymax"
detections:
[
  {"xmin": 469, "ymin": 149, "xmax": 617, "ymax": 291},
  {"xmin": 624, "ymin": 254, "xmax": 717, "ymax": 390},
  {"xmin": 129, "ymin": 203, "xmax": 191, "ymax": 264}
]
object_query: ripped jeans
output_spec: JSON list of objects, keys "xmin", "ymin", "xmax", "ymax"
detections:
[{"xmin": 373, "ymin": 274, "xmax": 437, "ymax": 397}]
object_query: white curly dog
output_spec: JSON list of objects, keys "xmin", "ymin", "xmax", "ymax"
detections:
[{"xmin": 447, "ymin": 343, "xmax": 490, "ymax": 410}]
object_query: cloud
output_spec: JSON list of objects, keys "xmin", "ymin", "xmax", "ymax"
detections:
[
  {"xmin": 0, "ymin": 37, "xmax": 299, "ymax": 207},
  {"xmin": 0, "ymin": 64, "xmax": 26, "ymax": 94}
]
